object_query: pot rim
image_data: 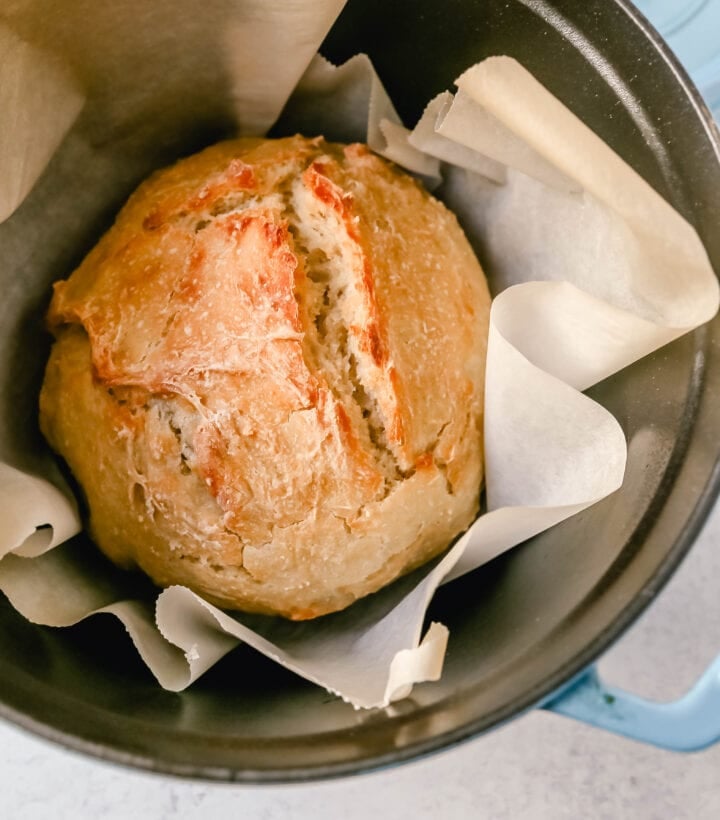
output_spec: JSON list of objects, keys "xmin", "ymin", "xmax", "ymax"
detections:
[{"xmin": 1, "ymin": 0, "xmax": 719, "ymax": 784}]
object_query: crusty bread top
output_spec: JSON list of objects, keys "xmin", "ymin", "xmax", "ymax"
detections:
[{"xmin": 43, "ymin": 136, "xmax": 491, "ymax": 617}]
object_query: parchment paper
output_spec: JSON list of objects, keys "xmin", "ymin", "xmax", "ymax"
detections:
[
  {"xmin": 0, "ymin": 21, "xmax": 84, "ymax": 223},
  {"xmin": 0, "ymin": 10, "xmax": 717, "ymax": 708}
]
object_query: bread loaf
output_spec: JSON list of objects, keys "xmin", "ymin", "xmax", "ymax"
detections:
[{"xmin": 39, "ymin": 136, "xmax": 491, "ymax": 619}]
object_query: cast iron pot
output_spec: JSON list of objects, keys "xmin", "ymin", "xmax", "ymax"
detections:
[{"xmin": 1, "ymin": 0, "xmax": 719, "ymax": 781}]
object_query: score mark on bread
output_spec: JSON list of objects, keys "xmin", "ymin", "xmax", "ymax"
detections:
[{"xmin": 40, "ymin": 136, "xmax": 491, "ymax": 619}]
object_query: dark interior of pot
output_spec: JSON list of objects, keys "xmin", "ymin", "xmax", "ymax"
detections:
[{"xmin": 1, "ymin": 0, "xmax": 719, "ymax": 781}]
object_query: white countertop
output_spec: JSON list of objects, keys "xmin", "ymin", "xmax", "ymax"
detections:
[{"xmin": 1, "ymin": 493, "xmax": 719, "ymax": 819}]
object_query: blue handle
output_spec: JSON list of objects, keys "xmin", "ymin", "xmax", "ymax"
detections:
[{"xmin": 542, "ymin": 654, "xmax": 720, "ymax": 751}]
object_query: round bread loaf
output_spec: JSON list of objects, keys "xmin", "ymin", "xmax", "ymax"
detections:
[{"xmin": 39, "ymin": 136, "xmax": 491, "ymax": 619}]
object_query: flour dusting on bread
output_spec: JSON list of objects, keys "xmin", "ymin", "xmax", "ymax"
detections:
[{"xmin": 40, "ymin": 136, "xmax": 491, "ymax": 619}]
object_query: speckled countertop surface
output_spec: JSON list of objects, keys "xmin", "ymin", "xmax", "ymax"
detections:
[{"xmin": 1, "ymin": 491, "xmax": 719, "ymax": 819}]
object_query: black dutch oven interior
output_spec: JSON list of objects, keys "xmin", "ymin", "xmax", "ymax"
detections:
[{"xmin": 0, "ymin": 0, "xmax": 719, "ymax": 782}]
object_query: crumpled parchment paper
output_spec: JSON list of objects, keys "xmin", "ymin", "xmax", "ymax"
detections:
[{"xmin": 0, "ymin": 5, "xmax": 716, "ymax": 709}]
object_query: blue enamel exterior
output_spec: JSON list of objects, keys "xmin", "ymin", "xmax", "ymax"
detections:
[{"xmin": 636, "ymin": 0, "xmax": 720, "ymax": 117}]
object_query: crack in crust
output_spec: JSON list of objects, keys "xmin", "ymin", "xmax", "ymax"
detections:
[{"xmin": 284, "ymin": 164, "xmax": 402, "ymax": 489}]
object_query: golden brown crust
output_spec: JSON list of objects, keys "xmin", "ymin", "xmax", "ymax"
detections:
[{"xmin": 40, "ymin": 136, "xmax": 491, "ymax": 619}]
